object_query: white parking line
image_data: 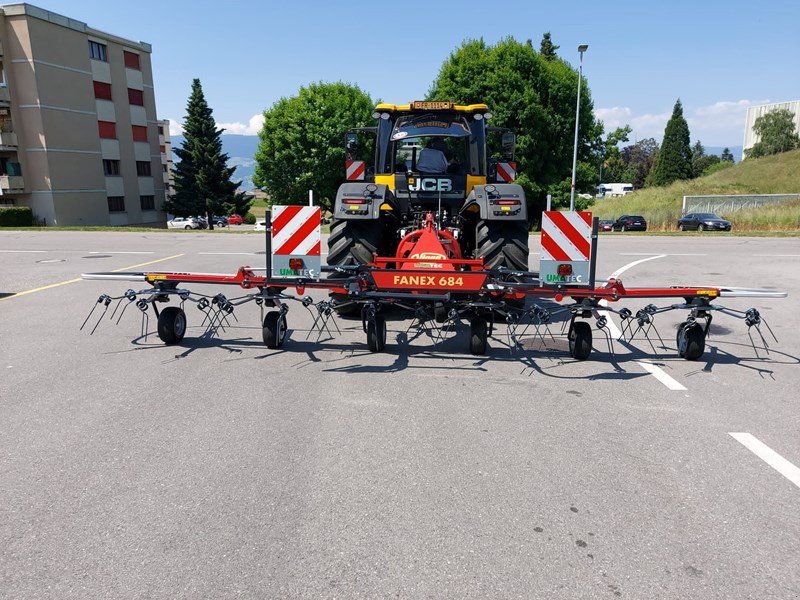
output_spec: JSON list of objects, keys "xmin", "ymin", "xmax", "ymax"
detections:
[
  {"xmin": 637, "ymin": 361, "xmax": 687, "ymax": 391},
  {"xmin": 729, "ymin": 433, "xmax": 800, "ymax": 489},
  {"xmin": 198, "ymin": 252, "xmax": 258, "ymax": 255},
  {"xmin": 0, "ymin": 250, "xmax": 47, "ymax": 253},
  {"xmin": 88, "ymin": 251, "xmax": 154, "ymax": 255},
  {"xmin": 619, "ymin": 253, "xmax": 707, "ymax": 256}
]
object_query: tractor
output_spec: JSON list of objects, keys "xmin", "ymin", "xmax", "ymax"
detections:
[{"xmin": 328, "ymin": 101, "xmax": 529, "ymax": 300}]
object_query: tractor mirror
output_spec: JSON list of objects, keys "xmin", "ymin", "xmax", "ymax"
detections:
[
  {"xmin": 501, "ymin": 132, "xmax": 516, "ymax": 161},
  {"xmin": 345, "ymin": 132, "xmax": 360, "ymax": 160}
]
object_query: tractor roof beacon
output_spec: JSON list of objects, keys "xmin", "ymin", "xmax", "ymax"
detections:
[{"xmin": 329, "ymin": 101, "xmax": 528, "ymax": 312}]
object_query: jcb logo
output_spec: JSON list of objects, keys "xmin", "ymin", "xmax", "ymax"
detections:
[{"xmin": 409, "ymin": 178, "xmax": 452, "ymax": 192}]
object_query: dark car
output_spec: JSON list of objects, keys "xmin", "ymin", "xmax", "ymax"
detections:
[
  {"xmin": 612, "ymin": 215, "xmax": 647, "ymax": 232},
  {"xmin": 212, "ymin": 215, "xmax": 228, "ymax": 227},
  {"xmin": 599, "ymin": 219, "xmax": 613, "ymax": 232},
  {"xmin": 677, "ymin": 212, "xmax": 731, "ymax": 232}
]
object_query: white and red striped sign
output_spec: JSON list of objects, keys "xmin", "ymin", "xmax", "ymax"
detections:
[
  {"xmin": 541, "ymin": 211, "xmax": 592, "ymax": 262},
  {"xmin": 497, "ymin": 162, "xmax": 517, "ymax": 183},
  {"xmin": 345, "ymin": 160, "xmax": 365, "ymax": 181},
  {"xmin": 271, "ymin": 206, "xmax": 321, "ymax": 256}
]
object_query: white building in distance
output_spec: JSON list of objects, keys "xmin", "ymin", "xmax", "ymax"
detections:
[{"xmin": 743, "ymin": 100, "xmax": 800, "ymax": 154}]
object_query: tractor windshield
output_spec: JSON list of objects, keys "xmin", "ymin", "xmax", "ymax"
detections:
[{"xmin": 390, "ymin": 114, "xmax": 471, "ymax": 141}]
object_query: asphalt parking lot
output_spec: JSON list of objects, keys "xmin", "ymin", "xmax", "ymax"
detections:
[{"xmin": 1, "ymin": 229, "xmax": 799, "ymax": 599}]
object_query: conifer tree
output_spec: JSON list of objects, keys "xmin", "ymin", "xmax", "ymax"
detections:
[
  {"xmin": 539, "ymin": 32, "xmax": 559, "ymax": 59},
  {"xmin": 647, "ymin": 99, "xmax": 693, "ymax": 186}
]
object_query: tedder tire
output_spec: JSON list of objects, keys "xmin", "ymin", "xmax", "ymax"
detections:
[
  {"xmin": 475, "ymin": 220, "xmax": 529, "ymax": 272},
  {"xmin": 328, "ymin": 218, "xmax": 384, "ymax": 315},
  {"xmin": 366, "ymin": 315, "xmax": 387, "ymax": 353},
  {"xmin": 676, "ymin": 321, "xmax": 705, "ymax": 360},
  {"xmin": 262, "ymin": 311, "xmax": 287, "ymax": 349},
  {"xmin": 469, "ymin": 317, "xmax": 488, "ymax": 355},
  {"xmin": 568, "ymin": 321, "xmax": 592, "ymax": 360},
  {"xmin": 157, "ymin": 306, "xmax": 187, "ymax": 344}
]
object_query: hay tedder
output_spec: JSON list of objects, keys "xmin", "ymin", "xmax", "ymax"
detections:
[{"xmin": 82, "ymin": 102, "xmax": 785, "ymax": 360}]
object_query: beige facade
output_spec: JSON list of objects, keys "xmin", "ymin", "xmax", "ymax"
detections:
[
  {"xmin": 0, "ymin": 3, "xmax": 165, "ymax": 226},
  {"xmin": 157, "ymin": 119, "xmax": 174, "ymax": 198}
]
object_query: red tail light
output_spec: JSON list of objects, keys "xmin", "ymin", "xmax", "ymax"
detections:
[
  {"xmin": 497, "ymin": 200, "xmax": 520, "ymax": 206},
  {"xmin": 343, "ymin": 198, "xmax": 366, "ymax": 205},
  {"xmin": 289, "ymin": 258, "xmax": 304, "ymax": 270},
  {"xmin": 557, "ymin": 263, "xmax": 573, "ymax": 277}
]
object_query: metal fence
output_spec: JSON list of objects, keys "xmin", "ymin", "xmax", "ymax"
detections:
[{"xmin": 682, "ymin": 194, "xmax": 800, "ymax": 215}]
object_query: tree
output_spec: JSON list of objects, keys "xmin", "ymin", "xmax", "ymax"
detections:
[
  {"xmin": 721, "ymin": 147, "xmax": 735, "ymax": 162},
  {"xmin": 745, "ymin": 108, "xmax": 800, "ymax": 159},
  {"xmin": 428, "ymin": 37, "xmax": 600, "ymax": 210},
  {"xmin": 166, "ymin": 79, "xmax": 248, "ymax": 229},
  {"xmin": 647, "ymin": 99, "xmax": 693, "ymax": 186},
  {"xmin": 600, "ymin": 126, "xmax": 632, "ymax": 182},
  {"xmin": 620, "ymin": 138, "xmax": 659, "ymax": 189},
  {"xmin": 254, "ymin": 82, "xmax": 374, "ymax": 211},
  {"xmin": 539, "ymin": 32, "xmax": 559, "ymax": 60},
  {"xmin": 691, "ymin": 140, "xmax": 720, "ymax": 178}
]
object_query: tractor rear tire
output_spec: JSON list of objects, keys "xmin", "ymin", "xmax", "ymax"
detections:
[
  {"xmin": 470, "ymin": 316, "xmax": 488, "ymax": 355},
  {"xmin": 676, "ymin": 321, "xmax": 705, "ymax": 360},
  {"xmin": 475, "ymin": 219, "xmax": 529, "ymax": 272},
  {"xmin": 328, "ymin": 218, "xmax": 384, "ymax": 315},
  {"xmin": 366, "ymin": 315, "xmax": 387, "ymax": 352},
  {"xmin": 568, "ymin": 321, "xmax": 592, "ymax": 360},
  {"xmin": 157, "ymin": 306, "xmax": 187, "ymax": 345},
  {"xmin": 262, "ymin": 311, "xmax": 287, "ymax": 349}
]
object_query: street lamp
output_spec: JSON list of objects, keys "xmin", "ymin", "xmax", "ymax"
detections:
[{"xmin": 569, "ymin": 44, "xmax": 589, "ymax": 211}]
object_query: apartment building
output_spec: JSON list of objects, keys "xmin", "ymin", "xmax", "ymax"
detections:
[
  {"xmin": 157, "ymin": 119, "xmax": 174, "ymax": 198},
  {"xmin": 743, "ymin": 100, "xmax": 800, "ymax": 154},
  {"xmin": 0, "ymin": 3, "xmax": 165, "ymax": 225}
]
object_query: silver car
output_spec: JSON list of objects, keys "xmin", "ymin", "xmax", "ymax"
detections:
[{"xmin": 167, "ymin": 217, "xmax": 201, "ymax": 230}]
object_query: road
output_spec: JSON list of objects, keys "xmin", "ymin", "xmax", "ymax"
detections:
[{"xmin": 1, "ymin": 230, "xmax": 799, "ymax": 599}]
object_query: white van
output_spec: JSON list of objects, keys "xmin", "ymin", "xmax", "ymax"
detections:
[{"xmin": 598, "ymin": 183, "xmax": 634, "ymax": 198}]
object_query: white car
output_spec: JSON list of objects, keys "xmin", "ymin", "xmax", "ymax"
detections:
[
  {"xmin": 168, "ymin": 217, "xmax": 201, "ymax": 230},
  {"xmin": 254, "ymin": 220, "xmax": 267, "ymax": 231}
]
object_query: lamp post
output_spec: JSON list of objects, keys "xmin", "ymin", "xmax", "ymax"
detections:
[{"xmin": 569, "ymin": 44, "xmax": 589, "ymax": 211}]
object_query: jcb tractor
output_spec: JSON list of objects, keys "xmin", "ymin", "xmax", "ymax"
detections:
[{"xmin": 329, "ymin": 101, "xmax": 529, "ymax": 281}]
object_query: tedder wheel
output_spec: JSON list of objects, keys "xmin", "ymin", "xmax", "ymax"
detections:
[
  {"xmin": 469, "ymin": 317, "xmax": 488, "ymax": 356},
  {"xmin": 262, "ymin": 311, "xmax": 287, "ymax": 349},
  {"xmin": 676, "ymin": 321, "xmax": 705, "ymax": 360},
  {"xmin": 157, "ymin": 306, "xmax": 187, "ymax": 344},
  {"xmin": 328, "ymin": 218, "xmax": 386, "ymax": 315},
  {"xmin": 434, "ymin": 302, "xmax": 448, "ymax": 323},
  {"xmin": 366, "ymin": 315, "xmax": 387, "ymax": 353},
  {"xmin": 568, "ymin": 321, "xmax": 592, "ymax": 360}
]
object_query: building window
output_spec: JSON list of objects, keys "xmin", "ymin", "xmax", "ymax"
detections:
[
  {"xmin": 136, "ymin": 161, "xmax": 152, "ymax": 176},
  {"xmin": 162, "ymin": 163, "xmax": 168, "ymax": 172},
  {"xmin": 159, "ymin": 145, "xmax": 166, "ymax": 153},
  {"xmin": 158, "ymin": 125, "xmax": 164, "ymax": 135},
  {"xmin": 132, "ymin": 125, "xmax": 148, "ymax": 142},
  {"xmin": 123, "ymin": 51, "xmax": 141, "ymax": 70},
  {"xmin": 89, "ymin": 41, "xmax": 107, "ymax": 62},
  {"xmin": 128, "ymin": 88, "xmax": 144, "ymax": 106},
  {"xmin": 93, "ymin": 81, "xmax": 112, "ymax": 101},
  {"xmin": 140, "ymin": 195, "xmax": 155, "ymax": 210},
  {"xmin": 103, "ymin": 159, "xmax": 120, "ymax": 176},
  {"xmin": 107, "ymin": 196, "xmax": 125, "ymax": 212},
  {"xmin": 98, "ymin": 121, "xmax": 117, "ymax": 139}
]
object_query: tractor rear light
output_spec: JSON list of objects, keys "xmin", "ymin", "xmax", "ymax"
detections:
[
  {"xmin": 343, "ymin": 198, "xmax": 366, "ymax": 204},
  {"xmin": 557, "ymin": 263, "xmax": 573, "ymax": 277},
  {"xmin": 497, "ymin": 200, "xmax": 520, "ymax": 206},
  {"xmin": 289, "ymin": 258, "xmax": 304, "ymax": 271}
]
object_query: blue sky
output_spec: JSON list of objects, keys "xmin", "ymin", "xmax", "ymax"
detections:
[{"xmin": 32, "ymin": 0, "xmax": 800, "ymax": 146}]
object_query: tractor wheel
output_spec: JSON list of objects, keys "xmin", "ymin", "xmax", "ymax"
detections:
[
  {"xmin": 676, "ymin": 321, "xmax": 705, "ymax": 360},
  {"xmin": 262, "ymin": 311, "xmax": 287, "ymax": 349},
  {"xmin": 328, "ymin": 218, "xmax": 384, "ymax": 315},
  {"xmin": 469, "ymin": 316, "xmax": 488, "ymax": 355},
  {"xmin": 475, "ymin": 219, "xmax": 529, "ymax": 272},
  {"xmin": 157, "ymin": 306, "xmax": 187, "ymax": 344},
  {"xmin": 568, "ymin": 321, "xmax": 592, "ymax": 360},
  {"xmin": 366, "ymin": 315, "xmax": 387, "ymax": 352}
]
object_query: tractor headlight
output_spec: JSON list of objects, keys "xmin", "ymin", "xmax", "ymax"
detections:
[{"xmin": 473, "ymin": 113, "xmax": 483, "ymax": 121}]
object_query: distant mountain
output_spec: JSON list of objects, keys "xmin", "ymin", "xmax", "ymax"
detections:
[{"xmin": 173, "ymin": 134, "xmax": 260, "ymax": 190}]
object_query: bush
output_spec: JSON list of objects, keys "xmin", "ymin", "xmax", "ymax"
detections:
[
  {"xmin": 702, "ymin": 161, "xmax": 734, "ymax": 177},
  {"xmin": 243, "ymin": 212, "xmax": 256, "ymax": 225},
  {"xmin": 0, "ymin": 206, "xmax": 33, "ymax": 226}
]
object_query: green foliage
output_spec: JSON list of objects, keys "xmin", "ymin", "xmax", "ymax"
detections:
[
  {"xmin": 702, "ymin": 160, "xmax": 734, "ymax": 177},
  {"xmin": 244, "ymin": 212, "xmax": 256, "ymax": 225},
  {"xmin": 648, "ymin": 99, "xmax": 693, "ymax": 187},
  {"xmin": 428, "ymin": 37, "xmax": 600, "ymax": 205},
  {"xmin": 620, "ymin": 138, "xmax": 659, "ymax": 189},
  {"xmin": 691, "ymin": 141, "xmax": 721, "ymax": 177},
  {"xmin": 254, "ymin": 82, "xmax": 374, "ymax": 211},
  {"xmin": 601, "ymin": 126, "xmax": 632, "ymax": 182},
  {"xmin": 539, "ymin": 32, "xmax": 559, "ymax": 60},
  {"xmin": 166, "ymin": 79, "xmax": 244, "ymax": 228},
  {"xmin": 721, "ymin": 147, "xmax": 735, "ymax": 162},
  {"xmin": 745, "ymin": 108, "xmax": 800, "ymax": 159},
  {"xmin": 0, "ymin": 206, "xmax": 33, "ymax": 226}
]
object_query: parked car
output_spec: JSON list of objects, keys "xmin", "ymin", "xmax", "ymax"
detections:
[
  {"xmin": 226, "ymin": 214, "xmax": 243, "ymax": 225},
  {"xmin": 212, "ymin": 215, "xmax": 228, "ymax": 227},
  {"xmin": 677, "ymin": 213, "xmax": 731, "ymax": 232},
  {"xmin": 167, "ymin": 217, "xmax": 201, "ymax": 230},
  {"xmin": 611, "ymin": 215, "xmax": 647, "ymax": 232},
  {"xmin": 254, "ymin": 220, "xmax": 267, "ymax": 231},
  {"xmin": 195, "ymin": 216, "xmax": 209, "ymax": 229},
  {"xmin": 599, "ymin": 219, "xmax": 614, "ymax": 232}
]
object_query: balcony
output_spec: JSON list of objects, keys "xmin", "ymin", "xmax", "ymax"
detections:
[
  {"xmin": 0, "ymin": 175, "xmax": 24, "ymax": 193},
  {"xmin": 0, "ymin": 131, "xmax": 17, "ymax": 149}
]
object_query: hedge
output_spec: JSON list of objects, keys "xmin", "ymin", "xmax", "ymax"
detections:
[{"xmin": 0, "ymin": 206, "xmax": 33, "ymax": 227}]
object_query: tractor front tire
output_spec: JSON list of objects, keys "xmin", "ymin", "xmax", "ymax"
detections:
[
  {"xmin": 475, "ymin": 219, "xmax": 529, "ymax": 272},
  {"xmin": 328, "ymin": 218, "xmax": 384, "ymax": 315}
]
